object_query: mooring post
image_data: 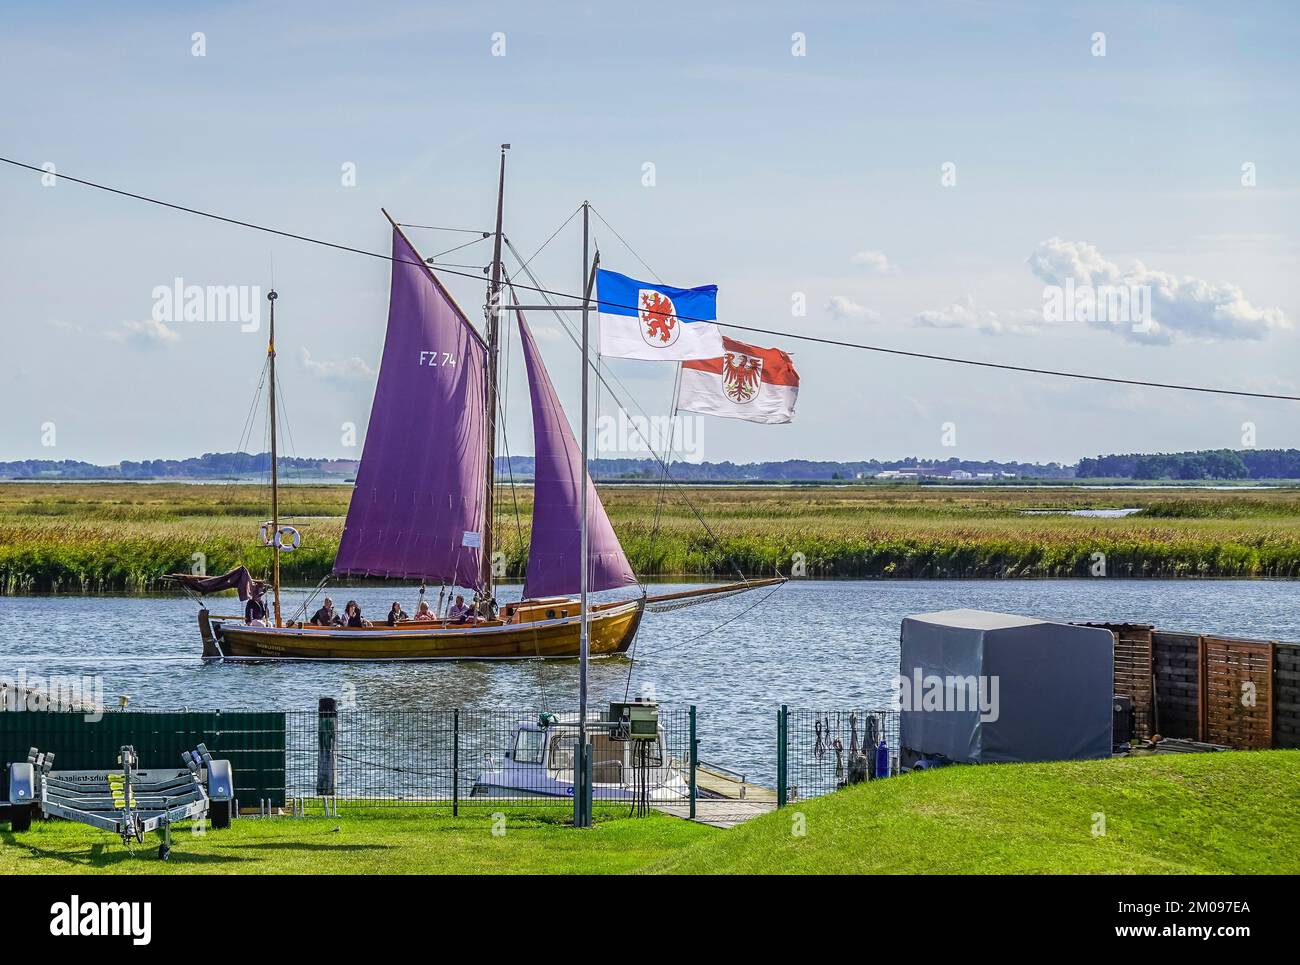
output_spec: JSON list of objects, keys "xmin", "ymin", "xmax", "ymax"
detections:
[
  {"xmin": 452, "ymin": 709, "xmax": 460, "ymax": 817},
  {"xmin": 316, "ymin": 697, "xmax": 337, "ymax": 798},
  {"xmin": 688, "ymin": 705, "xmax": 698, "ymax": 820},
  {"xmin": 777, "ymin": 704, "xmax": 788, "ymax": 808}
]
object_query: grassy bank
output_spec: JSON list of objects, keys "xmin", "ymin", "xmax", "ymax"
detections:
[
  {"xmin": 3, "ymin": 482, "xmax": 1300, "ymax": 592},
  {"xmin": 657, "ymin": 750, "xmax": 1300, "ymax": 874},
  {"xmin": 0, "ymin": 806, "xmax": 711, "ymax": 875},
  {"xmin": 5, "ymin": 753, "xmax": 1294, "ymax": 874}
]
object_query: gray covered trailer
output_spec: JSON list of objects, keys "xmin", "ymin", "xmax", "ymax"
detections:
[{"xmin": 898, "ymin": 608, "xmax": 1114, "ymax": 766}]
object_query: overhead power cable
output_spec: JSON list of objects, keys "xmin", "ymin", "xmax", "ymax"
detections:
[{"xmin": 2, "ymin": 154, "xmax": 1295, "ymax": 403}]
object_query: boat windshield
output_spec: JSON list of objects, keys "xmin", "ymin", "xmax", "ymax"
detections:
[
  {"xmin": 546, "ymin": 732, "xmax": 665, "ymax": 778},
  {"xmin": 512, "ymin": 729, "xmax": 545, "ymax": 764}
]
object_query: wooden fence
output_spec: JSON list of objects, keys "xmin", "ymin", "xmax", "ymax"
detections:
[{"xmin": 1089, "ymin": 625, "xmax": 1300, "ymax": 750}]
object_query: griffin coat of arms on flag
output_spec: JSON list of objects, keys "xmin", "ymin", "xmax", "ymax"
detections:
[
  {"xmin": 638, "ymin": 289, "xmax": 680, "ymax": 347},
  {"xmin": 722, "ymin": 350, "xmax": 763, "ymax": 404}
]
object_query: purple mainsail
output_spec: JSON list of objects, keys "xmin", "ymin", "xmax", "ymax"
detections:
[
  {"xmin": 518, "ymin": 310, "xmax": 638, "ymax": 599},
  {"xmin": 334, "ymin": 227, "xmax": 488, "ymax": 587}
]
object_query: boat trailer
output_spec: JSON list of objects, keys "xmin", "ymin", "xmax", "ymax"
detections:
[{"xmin": 6, "ymin": 744, "xmax": 234, "ymax": 860}]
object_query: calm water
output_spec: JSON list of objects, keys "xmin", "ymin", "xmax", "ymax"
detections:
[{"xmin": 1, "ymin": 579, "xmax": 1296, "ymax": 781}]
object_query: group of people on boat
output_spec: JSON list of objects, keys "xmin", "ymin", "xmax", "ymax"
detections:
[
  {"xmin": 241, "ymin": 584, "xmax": 501, "ymax": 629},
  {"xmin": 241, "ymin": 593, "xmax": 498, "ymax": 629}
]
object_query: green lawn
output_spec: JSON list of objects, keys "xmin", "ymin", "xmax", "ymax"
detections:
[
  {"xmin": 5, "ymin": 752, "xmax": 1296, "ymax": 874},
  {"xmin": 0, "ymin": 806, "xmax": 713, "ymax": 875},
  {"xmin": 656, "ymin": 750, "xmax": 1300, "ymax": 874}
]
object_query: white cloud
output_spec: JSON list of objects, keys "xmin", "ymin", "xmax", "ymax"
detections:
[
  {"xmin": 825, "ymin": 295, "xmax": 880, "ymax": 322},
  {"xmin": 850, "ymin": 249, "xmax": 892, "ymax": 273},
  {"xmin": 914, "ymin": 296, "xmax": 1039, "ymax": 336},
  {"xmin": 1027, "ymin": 237, "xmax": 1289, "ymax": 343},
  {"xmin": 107, "ymin": 318, "xmax": 181, "ymax": 347},
  {"xmin": 299, "ymin": 347, "xmax": 374, "ymax": 382}
]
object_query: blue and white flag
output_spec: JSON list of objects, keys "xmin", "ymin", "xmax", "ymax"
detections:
[{"xmin": 596, "ymin": 268, "xmax": 724, "ymax": 361}]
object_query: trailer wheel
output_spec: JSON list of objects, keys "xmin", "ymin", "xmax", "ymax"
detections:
[
  {"xmin": 9, "ymin": 806, "xmax": 32, "ymax": 833},
  {"xmin": 158, "ymin": 843, "xmax": 170, "ymax": 861},
  {"xmin": 209, "ymin": 799, "xmax": 232, "ymax": 830}
]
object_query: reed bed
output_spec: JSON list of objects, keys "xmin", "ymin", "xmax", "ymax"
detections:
[{"xmin": 2, "ymin": 482, "xmax": 1299, "ymax": 592}]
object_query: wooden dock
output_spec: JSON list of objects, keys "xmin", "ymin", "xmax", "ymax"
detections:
[{"xmin": 655, "ymin": 762, "xmax": 778, "ymax": 828}]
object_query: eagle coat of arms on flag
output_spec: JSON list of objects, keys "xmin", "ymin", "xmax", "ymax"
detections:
[
  {"xmin": 722, "ymin": 350, "xmax": 763, "ymax": 404},
  {"xmin": 638, "ymin": 289, "xmax": 679, "ymax": 347}
]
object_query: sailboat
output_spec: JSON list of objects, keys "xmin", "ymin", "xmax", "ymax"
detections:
[{"xmin": 174, "ymin": 153, "xmax": 780, "ymax": 661}]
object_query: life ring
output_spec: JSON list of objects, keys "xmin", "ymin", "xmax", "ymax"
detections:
[
  {"xmin": 258, "ymin": 521, "xmax": 276, "ymax": 546},
  {"xmin": 274, "ymin": 526, "xmax": 301, "ymax": 552}
]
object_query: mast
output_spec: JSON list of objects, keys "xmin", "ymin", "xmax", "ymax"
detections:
[
  {"xmin": 576, "ymin": 200, "xmax": 594, "ymax": 828},
  {"xmin": 267, "ymin": 288, "xmax": 282, "ymax": 627},
  {"xmin": 482, "ymin": 143, "xmax": 509, "ymax": 595},
  {"xmin": 579, "ymin": 201, "xmax": 591, "ymax": 725}
]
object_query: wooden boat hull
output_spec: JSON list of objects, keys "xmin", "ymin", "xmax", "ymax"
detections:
[{"xmin": 200, "ymin": 598, "xmax": 644, "ymax": 661}]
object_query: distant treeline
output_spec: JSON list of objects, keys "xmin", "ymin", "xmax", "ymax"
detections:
[
  {"xmin": 573, "ymin": 456, "xmax": 1075, "ymax": 481},
  {"xmin": 1076, "ymin": 449, "xmax": 1300, "ymax": 481},
  {"xmin": 3, "ymin": 448, "xmax": 1299, "ymax": 482},
  {"xmin": 0, "ymin": 452, "xmax": 358, "ymax": 480}
]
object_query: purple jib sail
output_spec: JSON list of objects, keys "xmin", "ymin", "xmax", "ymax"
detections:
[
  {"xmin": 334, "ymin": 228, "xmax": 488, "ymax": 587},
  {"xmin": 517, "ymin": 309, "xmax": 638, "ymax": 599}
]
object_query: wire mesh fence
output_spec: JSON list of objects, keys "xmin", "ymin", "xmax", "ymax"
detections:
[
  {"xmin": 780, "ymin": 708, "xmax": 900, "ymax": 804},
  {"xmin": 284, "ymin": 707, "xmax": 693, "ymax": 809},
  {"xmin": 2, "ymin": 703, "xmax": 903, "ymax": 820}
]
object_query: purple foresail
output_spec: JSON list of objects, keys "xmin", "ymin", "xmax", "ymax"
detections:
[
  {"xmin": 517, "ymin": 310, "xmax": 638, "ymax": 600},
  {"xmin": 334, "ymin": 228, "xmax": 488, "ymax": 588}
]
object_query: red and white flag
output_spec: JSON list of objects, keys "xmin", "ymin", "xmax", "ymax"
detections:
[{"xmin": 677, "ymin": 337, "xmax": 799, "ymax": 424}]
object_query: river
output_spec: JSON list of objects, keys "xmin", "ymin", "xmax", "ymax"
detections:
[{"xmin": 1, "ymin": 578, "xmax": 1295, "ymax": 783}]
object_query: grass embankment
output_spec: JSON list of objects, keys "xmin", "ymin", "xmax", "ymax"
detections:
[
  {"xmin": 3, "ymin": 482, "xmax": 1300, "ymax": 592},
  {"xmin": 5, "ymin": 753, "xmax": 1295, "ymax": 874},
  {"xmin": 656, "ymin": 750, "xmax": 1300, "ymax": 874}
]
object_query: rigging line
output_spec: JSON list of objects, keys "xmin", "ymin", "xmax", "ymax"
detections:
[
  {"xmin": 426, "ymin": 234, "xmax": 493, "ymax": 261},
  {"xmin": 634, "ymin": 582, "xmax": 787, "ymax": 658},
  {"xmin": 589, "ymin": 205, "xmax": 664, "ymax": 284},
  {"xmin": 227, "ymin": 356, "xmax": 269, "ymax": 499},
  {"xmin": 424, "ymin": 261, "xmax": 490, "ymax": 271},
  {"xmin": 4, "ymin": 154, "xmax": 1293, "ymax": 403},
  {"xmin": 645, "ymin": 363, "xmax": 683, "ymax": 588},
  {"xmin": 395, "ymin": 223, "xmax": 489, "ymax": 234},
  {"xmin": 508, "ymin": 203, "xmax": 583, "ymax": 274},
  {"xmin": 502, "ymin": 238, "xmax": 735, "ymax": 553}
]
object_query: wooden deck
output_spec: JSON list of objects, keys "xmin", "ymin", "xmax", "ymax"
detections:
[{"xmin": 654, "ymin": 762, "xmax": 778, "ymax": 827}]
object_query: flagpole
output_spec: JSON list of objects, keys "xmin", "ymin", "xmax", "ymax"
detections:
[{"xmin": 576, "ymin": 200, "xmax": 593, "ymax": 828}]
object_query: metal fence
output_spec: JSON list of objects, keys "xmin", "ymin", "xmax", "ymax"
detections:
[
  {"xmin": 3, "ymin": 703, "xmax": 901, "ymax": 821},
  {"xmin": 779, "ymin": 707, "xmax": 900, "ymax": 805},
  {"xmin": 284, "ymin": 706, "xmax": 693, "ymax": 810}
]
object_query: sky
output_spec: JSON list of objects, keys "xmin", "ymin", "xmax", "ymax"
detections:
[{"xmin": 1, "ymin": 0, "xmax": 1297, "ymax": 466}]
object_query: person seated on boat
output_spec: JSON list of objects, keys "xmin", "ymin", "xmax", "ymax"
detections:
[
  {"xmin": 309, "ymin": 597, "xmax": 344, "ymax": 626},
  {"xmin": 386, "ymin": 601, "xmax": 408, "ymax": 626},
  {"xmin": 245, "ymin": 587, "xmax": 268, "ymax": 626},
  {"xmin": 447, "ymin": 595, "xmax": 471, "ymax": 623},
  {"xmin": 343, "ymin": 600, "xmax": 371, "ymax": 628},
  {"xmin": 412, "ymin": 600, "xmax": 436, "ymax": 622},
  {"xmin": 473, "ymin": 595, "xmax": 498, "ymax": 621}
]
